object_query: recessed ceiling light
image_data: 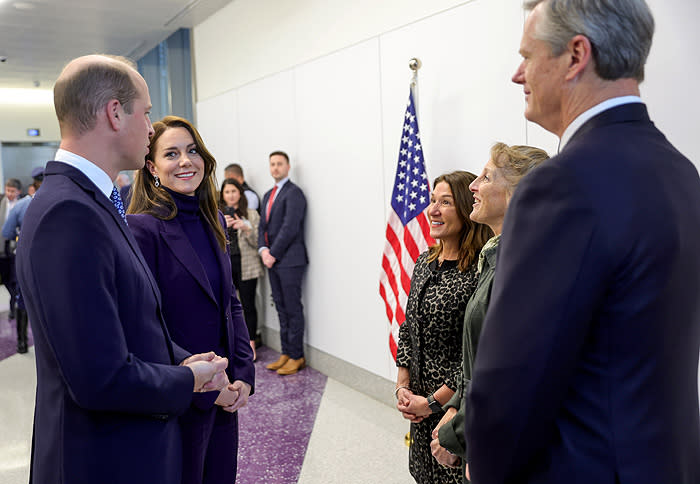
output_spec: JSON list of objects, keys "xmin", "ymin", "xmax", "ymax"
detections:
[{"xmin": 13, "ymin": 2, "xmax": 36, "ymax": 10}]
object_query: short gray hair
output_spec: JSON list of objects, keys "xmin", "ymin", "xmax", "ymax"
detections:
[{"xmin": 524, "ymin": 0, "xmax": 654, "ymax": 82}]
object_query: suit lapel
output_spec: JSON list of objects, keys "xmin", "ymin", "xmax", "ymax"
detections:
[
  {"xmin": 268, "ymin": 182, "xmax": 289, "ymax": 220},
  {"xmin": 56, "ymin": 163, "xmax": 164, "ymax": 308},
  {"xmin": 159, "ymin": 218, "xmax": 219, "ymax": 308},
  {"xmin": 51, "ymin": 162, "xmax": 180, "ymax": 361}
]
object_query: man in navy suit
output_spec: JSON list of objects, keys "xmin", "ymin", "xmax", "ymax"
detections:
[
  {"xmin": 259, "ymin": 150, "xmax": 309, "ymax": 375},
  {"xmin": 16, "ymin": 54, "xmax": 229, "ymax": 484},
  {"xmin": 465, "ymin": 1, "xmax": 700, "ymax": 483}
]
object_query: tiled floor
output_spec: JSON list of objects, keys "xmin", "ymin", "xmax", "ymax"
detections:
[{"xmin": 0, "ymin": 292, "xmax": 412, "ymax": 483}]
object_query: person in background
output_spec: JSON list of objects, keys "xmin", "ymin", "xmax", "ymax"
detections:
[
  {"xmin": 259, "ymin": 151, "xmax": 309, "ymax": 376},
  {"xmin": 3, "ymin": 167, "xmax": 47, "ymax": 353},
  {"xmin": 394, "ymin": 170, "xmax": 492, "ymax": 484},
  {"xmin": 465, "ymin": 1, "xmax": 700, "ymax": 483},
  {"xmin": 430, "ymin": 143, "xmax": 549, "ymax": 481},
  {"xmin": 0, "ymin": 178, "xmax": 21, "ymax": 319},
  {"xmin": 128, "ymin": 115, "xmax": 255, "ymax": 484},
  {"xmin": 224, "ymin": 163, "xmax": 260, "ymax": 213},
  {"xmin": 220, "ymin": 178, "xmax": 264, "ymax": 361},
  {"xmin": 116, "ymin": 171, "xmax": 133, "ymax": 206},
  {"xmin": 15, "ymin": 54, "xmax": 228, "ymax": 484}
]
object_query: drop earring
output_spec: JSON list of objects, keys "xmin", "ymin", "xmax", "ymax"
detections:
[{"xmin": 154, "ymin": 174, "xmax": 160, "ymax": 188}]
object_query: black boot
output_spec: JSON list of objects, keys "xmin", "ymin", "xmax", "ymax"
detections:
[{"xmin": 16, "ymin": 309, "xmax": 28, "ymax": 354}]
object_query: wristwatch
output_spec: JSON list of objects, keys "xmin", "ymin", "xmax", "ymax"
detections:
[{"xmin": 426, "ymin": 394, "xmax": 443, "ymax": 414}]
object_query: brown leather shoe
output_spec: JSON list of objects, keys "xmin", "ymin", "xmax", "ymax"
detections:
[
  {"xmin": 277, "ymin": 357, "xmax": 306, "ymax": 375},
  {"xmin": 266, "ymin": 354, "xmax": 290, "ymax": 371}
]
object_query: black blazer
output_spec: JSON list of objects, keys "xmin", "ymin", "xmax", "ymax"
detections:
[
  {"xmin": 466, "ymin": 104, "xmax": 700, "ymax": 484},
  {"xmin": 16, "ymin": 161, "xmax": 194, "ymax": 484}
]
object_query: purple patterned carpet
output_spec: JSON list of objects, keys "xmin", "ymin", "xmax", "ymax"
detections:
[
  {"xmin": 236, "ymin": 346, "xmax": 327, "ymax": 483},
  {"xmin": 0, "ymin": 311, "xmax": 33, "ymax": 361},
  {"xmin": 0, "ymin": 315, "xmax": 327, "ymax": 483}
]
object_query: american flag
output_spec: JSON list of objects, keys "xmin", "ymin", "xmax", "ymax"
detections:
[{"xmin": 379, "ymin": 89, "xmax": 434, "ymax": 360}]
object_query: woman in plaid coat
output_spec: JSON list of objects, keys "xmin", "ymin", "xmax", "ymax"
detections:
[{"xmin": 221, "ymin": 178, "xmax": 264, "ymax": 360}]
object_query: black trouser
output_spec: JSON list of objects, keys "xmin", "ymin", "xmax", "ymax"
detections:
[
  {"xmin": 0, "ymin": 254, "xmax": 18, "ymax": 316},
  {"xmin": 230, "ymin": 253, "xmax": 259, "ymax": 340},
  {"xmin": 238, "ymin": 278, "xmax": 258, "ymax": 340}
]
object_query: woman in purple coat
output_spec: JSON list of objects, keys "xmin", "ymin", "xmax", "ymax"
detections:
[{"xmin": 127, "ymin": 115, "xmax": 255, "ymax": 484}]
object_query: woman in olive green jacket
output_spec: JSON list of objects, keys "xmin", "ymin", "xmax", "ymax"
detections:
[{"xmin": 431, "ymin": 142, "xmax": 549, "ymax": 482}]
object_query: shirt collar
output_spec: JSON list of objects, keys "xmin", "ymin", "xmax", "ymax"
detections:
[
  {"xmin": 275, "ymin": 177, "xmax": 290, "ymax": 190},
  {"xmin": 559, "ymin": 96, "xmax": 642, "ymax": 151},
  {"xmin": 54, "ymin": 149, "xmax": 115, "ymax": 199}
]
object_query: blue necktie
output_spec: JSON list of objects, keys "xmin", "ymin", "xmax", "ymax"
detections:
[{"xmin": 110, "ymin": 186, "xmax": 128, "ymax": 225}]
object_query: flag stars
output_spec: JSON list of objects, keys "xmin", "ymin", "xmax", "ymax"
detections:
[
  {"xmin": 396, "ymin": 194, "xmax": 404, "ymax": 202},
  {"xmin": 413, "ymin": 167, "xmax": 419, "ymax": 175},
  {"xmin": 397, "ymin": 183, "xmax": 405, "ymax": 190},
  {"xmin": 408, "ymin": 203, "xmax": 416, "ymax": 211},
  {"xmin": 419, "ymin": 196, "xmax": 426, "ymax": 203},
  {"xmin": 410, "ymin": 191, "xmax": 417, "ymax": 199},
  {"xmin": 398, "ymin": 172, "xmax": 406, "ymax": 179},
  {"xmin": 402, "ymin": 136, "xmax": 409, "ymax": 144},
  {"xmin": 411, "ymin": 179, "xmax": 418, "ymax": 188}
]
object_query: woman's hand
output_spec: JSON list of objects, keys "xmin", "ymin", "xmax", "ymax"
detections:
[
  {"xmin": 230, "ymin": 214, "xmax": 251, "ymax": 232},
  {"xmin": 396, "ymin": 390, "xmax": 431, "ymax": 423},
  {"xmin": 430, "ymin": 407, "xmax": 460, "ymax": 467},
  {"xmin": 224, "ymin": 214, "xmax": 236, "ymax": 228},
  {"xmin": 215, "ymin": 380, "xmax": 251, "ymax": 413}
]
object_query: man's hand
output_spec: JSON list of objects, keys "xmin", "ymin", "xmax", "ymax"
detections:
[
  {"xmin": 260, "ymin": 248, "xmax": 276, "ymax": 268},
  {"xmin": 182, "ymin": 352, "xmax": 229, "ymax": 392}
]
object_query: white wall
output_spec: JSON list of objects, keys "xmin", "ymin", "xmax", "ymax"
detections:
[
  {"xmin": 0, "ymin": 103, "xmax": 60, "ymax": 143},
  {"xmin": 193, "ymin": 0, "xmax": 700, "ymax": 383}
]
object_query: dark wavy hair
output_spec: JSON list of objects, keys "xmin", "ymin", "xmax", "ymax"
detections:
[
  {"xmin": 219, "ymin": 178, "xmax": 248, "ymax": 219},
  {"xmin": 127, "ymin": 115, "xmax": 226, "ymax": 251},
  {"xmin": 426, "ymin": 170, "xmax": 493, "ymax": 272}
]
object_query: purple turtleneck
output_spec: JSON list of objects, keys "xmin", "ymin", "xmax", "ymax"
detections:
[{"xmin": 166, "ymin": 187, "xmax": 223, "ymax": 308}]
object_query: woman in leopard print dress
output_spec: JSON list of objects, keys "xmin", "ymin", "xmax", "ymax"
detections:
[{"xmin": 395, "ymin": 170, "xmax": 492, "ymax": 484}]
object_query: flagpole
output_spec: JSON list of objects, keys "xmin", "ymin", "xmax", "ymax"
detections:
[{"xmin": 409, "ymin": 57, "xmax": 421, "ymax": 121}]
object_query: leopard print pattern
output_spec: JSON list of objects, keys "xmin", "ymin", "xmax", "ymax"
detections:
[{"xmin": 396, "ymin": 251, "xmax": 479, "ymax": 483}]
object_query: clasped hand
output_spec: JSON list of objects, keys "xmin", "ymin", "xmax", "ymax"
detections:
[
  {"xmin": 260, "ymin": 248, "xmax": 276, "ymax": 269},
  {"xmin": 430, "ymin": 407, "xmax": 460, "ymax": 468},
  {"xmin": 215, "ymin": 380, "xmax": 251, "ymax": 413},
  {"xmin": 396, "ymin": 388, "xmax": 431, "ymax": 423},
  {"xmin": 181, "ymin": 352, "xmax": 229, "ymax": 393}
]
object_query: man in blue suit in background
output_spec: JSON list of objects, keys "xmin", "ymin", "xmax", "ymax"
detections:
[
  {"xmin": 465, "ymin": 1, "xmax": 700, "ymax": 483},
  {"xmin": 16, "ymin": 54, "xmax": 229, "ymax": 484},
  {"xmin": 259, "ymin": 150, "xmax": 309, "ymax": 375}
]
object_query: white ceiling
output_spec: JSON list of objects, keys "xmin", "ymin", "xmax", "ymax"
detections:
[{"xmin": 0, "ymin": 0, "xmax": 233, "ymax": 89}]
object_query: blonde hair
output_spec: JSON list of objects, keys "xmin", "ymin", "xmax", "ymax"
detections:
[{"xmin": 489, "ymin": 143, "xmax": 550, "ymax": 197}]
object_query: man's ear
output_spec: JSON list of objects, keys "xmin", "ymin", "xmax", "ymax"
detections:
[
  {"xmin": 106, "ymin": 99, "xmax": 122, "ymax": 131},
  {"xmin": 565, "ymin": 34, "xmax": 593, "ymax": 81}
]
